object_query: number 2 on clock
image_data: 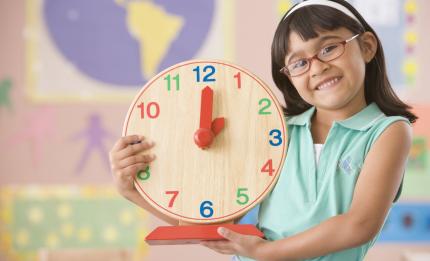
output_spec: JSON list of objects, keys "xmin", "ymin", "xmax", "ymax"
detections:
[{"xmin": 258, "ymin": 98, "xmax": 272, "ymax": 115}]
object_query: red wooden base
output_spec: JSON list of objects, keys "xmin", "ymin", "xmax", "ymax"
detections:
[{"xmin": 145, "ymin": 224, "xmax": 264, "ymax": 245}]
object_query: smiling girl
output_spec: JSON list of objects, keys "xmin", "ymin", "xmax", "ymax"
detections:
[{"xmin": 199, "ymin": 0, "xmax": 418, "ymax": 260}]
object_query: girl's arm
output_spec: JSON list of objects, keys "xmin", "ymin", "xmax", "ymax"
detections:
[
  {"xmin": 202, "ymin": 121, "xmax": 412, "ymax": 261},
  {"xmin": 258, "ymin": 121, "xmax": 412, "ymax": 260}
]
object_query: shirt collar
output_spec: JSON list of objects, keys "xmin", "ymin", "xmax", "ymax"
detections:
[
  {"xmin": 287, "ymin": 103, "xmax": 385, "ymax": 131},
  {"xmin": 287, "ymin": 106, "xmax": 315, "ymax": 126}
]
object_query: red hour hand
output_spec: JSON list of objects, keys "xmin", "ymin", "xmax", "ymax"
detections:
[{"xmin": 211, "ymin": 117, "xmax": 225, "ymax": 137}]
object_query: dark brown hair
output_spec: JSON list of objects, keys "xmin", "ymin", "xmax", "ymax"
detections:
[{"xmin": 272, "ymin": 0, "xmax": 417, "ymax": 123}]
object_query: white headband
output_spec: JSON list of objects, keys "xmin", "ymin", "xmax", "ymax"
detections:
[{"xmin": 283, "ymin": 0, "xmax": 362, "ymax": 26}]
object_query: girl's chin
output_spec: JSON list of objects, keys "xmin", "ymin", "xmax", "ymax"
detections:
[
  {"xmin": 313, "ymin": 99, "xmax": 350, "ymax": 111},
  {"xmin": 313, "ymin": 91, "xmax": 355, "ymax": 108}
]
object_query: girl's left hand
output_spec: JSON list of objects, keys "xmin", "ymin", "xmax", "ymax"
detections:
[{"xmin": 200, "ymin": 227, "xmax": 270, "ymax": 260}]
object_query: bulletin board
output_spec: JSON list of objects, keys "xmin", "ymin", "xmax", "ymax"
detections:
[{"xmin": 0, "ymin": 186, "xmax": 149, "ymax": 260}]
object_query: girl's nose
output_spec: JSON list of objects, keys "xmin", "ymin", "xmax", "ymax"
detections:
[{"xmin": 310, "ymin": 58, "xmax": 329, "ymax": 78}]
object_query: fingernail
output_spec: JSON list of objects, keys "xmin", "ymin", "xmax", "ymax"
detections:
[{"xmin": 218, "ymin": 227, "xmax": 225, "ymax": 235}]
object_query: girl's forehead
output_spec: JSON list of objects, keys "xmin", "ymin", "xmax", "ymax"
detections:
[{"xmin": 286, "ymin": 28, "xmax": 350, "ymax": 54}]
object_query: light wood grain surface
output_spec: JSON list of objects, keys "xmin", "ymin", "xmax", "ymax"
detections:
[{"xmin": 123, "ymin": 60, "xmax": 287, "ymax": 224}]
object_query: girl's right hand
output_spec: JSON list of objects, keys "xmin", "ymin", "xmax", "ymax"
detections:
[{"xmin": 109, "ymin": 135, "xmax": 156, "ymax": 197}]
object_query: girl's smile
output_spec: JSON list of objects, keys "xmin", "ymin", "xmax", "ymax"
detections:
[{"xmin": 314, "ymin": 76, "xmax": 342, "ymax": 91}]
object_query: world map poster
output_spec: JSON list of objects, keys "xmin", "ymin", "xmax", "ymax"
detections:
[{"xmin": 25, "ymin": 0, "xmax": 234, "ymax": 102}]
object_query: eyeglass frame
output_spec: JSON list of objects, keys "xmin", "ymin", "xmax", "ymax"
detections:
[{"xmin": 279, "ymin": 33, "xmax": 361, "ymax": 77}]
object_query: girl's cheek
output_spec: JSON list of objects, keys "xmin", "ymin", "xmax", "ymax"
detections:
[
  {"xmin": 294, "ymin": 84, "xmax": 312, "ymax": 103},
  {"xmin": 293, "ymin": 78, "xmax": 309, "ymax": 92}
]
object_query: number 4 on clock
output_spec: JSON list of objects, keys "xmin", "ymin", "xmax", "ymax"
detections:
[{"xmin": 261, "ymin": 159, "xmax": 274, "ymax": 176}]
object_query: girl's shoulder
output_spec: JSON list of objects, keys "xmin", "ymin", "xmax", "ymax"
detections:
[
  {"xmin": 368, "ymin": 114, "xmax": 411, "ymax": 133},
  {"xmin": 285, "ymin": 107, "xmax": 316, "ymax": 127}
]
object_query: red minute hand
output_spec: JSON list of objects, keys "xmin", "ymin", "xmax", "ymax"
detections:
[{"xmin": 200, "ymin": 86, "xmax": 213, "ymax": 129}]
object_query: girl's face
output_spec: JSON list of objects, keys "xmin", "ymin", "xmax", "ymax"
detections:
[{"xmin": 285, "ymin": 27, "xmax": 377, "ymax": 111}]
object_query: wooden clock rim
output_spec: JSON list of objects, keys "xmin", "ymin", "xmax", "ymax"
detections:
[{"xmin": 123, "ymin": 59, "xmax": 287, "ymax": 223}]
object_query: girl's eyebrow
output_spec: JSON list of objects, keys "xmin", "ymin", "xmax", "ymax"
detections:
[{"xmin": 286, "ymin": 35, "xmax": 343, "ymax": 64}]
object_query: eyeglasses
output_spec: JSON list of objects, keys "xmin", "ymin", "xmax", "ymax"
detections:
[{"xmin": 279, "ymin": 34, "xmax": 360, "ymax": 77}]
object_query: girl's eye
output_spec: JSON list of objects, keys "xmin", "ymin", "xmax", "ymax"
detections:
[
  {"xmin": 321, "ymin": 44, "xmax": 339, "ymax": 56},
  {"xmin": 291, "ymin": 59, "xmax": 307, "ymax": 69}
]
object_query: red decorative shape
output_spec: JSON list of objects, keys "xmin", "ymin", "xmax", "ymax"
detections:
[{"xmin": 145, "ymin": 224, "xmax": 264, "ymax": 245}]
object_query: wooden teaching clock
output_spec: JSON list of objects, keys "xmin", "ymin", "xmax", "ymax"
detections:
[{"xmin": 123, "ymin": 60, "xmax": 287, "ymax": 244}]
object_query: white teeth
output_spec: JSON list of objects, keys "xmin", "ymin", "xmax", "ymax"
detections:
[{"xmin": 317, "ymin": 77, "xmax": 340, "ymax": 90}]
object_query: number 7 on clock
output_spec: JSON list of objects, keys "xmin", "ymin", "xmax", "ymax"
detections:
[{"xmin": 165, "ymin": 191, "xmax": 179, "ymax": 208}]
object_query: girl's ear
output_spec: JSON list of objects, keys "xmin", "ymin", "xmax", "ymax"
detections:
[{"xmin": 360, "ymin": 32, "xmax": 378, "ymax": 63}]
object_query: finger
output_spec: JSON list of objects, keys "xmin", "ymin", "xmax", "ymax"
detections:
[
  {"xmin": 112, "ymin": 135, "xmax": 145, "ymax": 152},
  {"xmin": 118, "ymin": 163, "xmax": 149, "ymax": 179},
  {"xmin": 200, "ymin": 241, "xmax": 235, "ymax": 255},
  {"xmin": 205, "ymin": 246, "xmax": 234, "ymax": 255},
  {"xmin": 201, "ymin": 240, "xmax": 232, "ymax": 250},
  {"xmin": 218, "ymin": 227, "xmax": 242, "ymax": 243},
  {"xmin": 115, "ymin": 140, "xmax": 155, "ymax": 160},
  {"xmin": 116, "ymin": 154, "xmax": 155, "ymax": 169},
  {"xmin": 218, "ymin": 249, "xmax": 235, "ymax": 255}
]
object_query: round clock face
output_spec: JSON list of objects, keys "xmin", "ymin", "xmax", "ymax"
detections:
[{"xmin": 123, "ymin": 60, "xmax": 287, "ymax": 224}]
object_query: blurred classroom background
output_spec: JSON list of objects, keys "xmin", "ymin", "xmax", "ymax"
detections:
[{"xmin": 0, "ymin": 0, "xmax": 429, "ymax": 260}]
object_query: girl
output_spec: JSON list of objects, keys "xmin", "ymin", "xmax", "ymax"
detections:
[{"xmin": 110, "ymin": 0, "xmax": 417, "ymax": 260}]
